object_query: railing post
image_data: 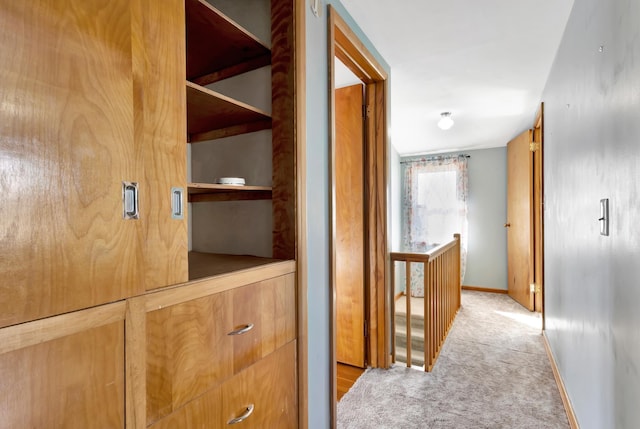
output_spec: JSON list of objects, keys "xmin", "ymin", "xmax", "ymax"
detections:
[
  {"xmin": 454, "ymin": 233, "xmax": 461, "ymax": 309},
  {"xmin": 390, "ymin": 258, "xmax": 396, "ymax": 364},
  {"xmin": 405, "ymin": 261, "xmax": 412, "ymax": 368},
  {"xmin": 423, "ymin": 259, "xmax": 428, "ymax": 371}
]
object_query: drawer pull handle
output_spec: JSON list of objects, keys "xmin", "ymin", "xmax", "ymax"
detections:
[
  {"xmin": 228, "ymin": 323, "xmax": 254, "ymax": 336},
  {"xmin": 227, "ymin": 404, "xmax": 254, "ymax": 425}
]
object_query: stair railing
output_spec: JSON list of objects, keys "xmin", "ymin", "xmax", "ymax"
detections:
[{"xmin": 390, "ymin": 234, "xmax": 461, "ymax": 371}]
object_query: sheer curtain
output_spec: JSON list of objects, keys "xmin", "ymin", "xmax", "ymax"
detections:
[{"xmin": 401, "ymin": 155, "xmax": 468, "ymax": 297}]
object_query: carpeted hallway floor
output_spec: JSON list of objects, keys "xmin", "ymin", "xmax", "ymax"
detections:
[{"xmin": 337, "ymin": 290, "xmax": 569, "ymax": 428}]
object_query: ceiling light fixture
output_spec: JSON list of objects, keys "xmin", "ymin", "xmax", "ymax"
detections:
[{"xmin": 438, "ymin": 112, "xmax": 454, "ymax": 130}]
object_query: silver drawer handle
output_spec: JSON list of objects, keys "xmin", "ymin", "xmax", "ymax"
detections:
[
  {"xmin": 227, "ymin": 323, "xmax": 254, "ymax": 336},
  {"xmin": 227, "ymin": 404, "xmax": 254, "ymax": 425}
]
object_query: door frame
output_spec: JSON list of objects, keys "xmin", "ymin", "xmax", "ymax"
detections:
[
  {"xmin": 533, "ymin": 103, "xmax": 545, "ymax": 324},
  {"xmin": 328, "ymin": 5, "xmax": 389, "ymax": 422}
]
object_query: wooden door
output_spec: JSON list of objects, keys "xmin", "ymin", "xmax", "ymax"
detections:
[
  {"xmin": 133, "ymin": 0, "xmax": 189, "ymax": 290},
  {"xmin": 506, "ymin": 129, "xmax": 534, "ymax": 311},
  {"xmin": 335, "ymin": 84, "xmax": 366, "ymax": 368},
  {"xmin": 0, "ymin": 0, "xmax": 140, "ymax": 327}
]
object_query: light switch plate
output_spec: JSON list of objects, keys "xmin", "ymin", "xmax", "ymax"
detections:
[{"xmin": 600, "ymin": 198, "xmax": 609, "ymax": 236}]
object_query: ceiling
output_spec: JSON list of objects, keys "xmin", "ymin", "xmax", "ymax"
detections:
[{"xmin": 337, "ymin": 0, "xmax": 575, "ymax": 156}]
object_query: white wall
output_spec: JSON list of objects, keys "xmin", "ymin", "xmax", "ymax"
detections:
[
  {"xmin": 304, "ymin": 2, "xmax": 390, "ymax": 427},
  {"xmin": 543, "ymin": 1, "xmax": 640, "ymax": 427}
]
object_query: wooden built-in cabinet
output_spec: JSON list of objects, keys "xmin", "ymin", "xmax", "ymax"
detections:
[{"xmin": 1, "ymin": 0, "xmax": 299, "ymax": 427}]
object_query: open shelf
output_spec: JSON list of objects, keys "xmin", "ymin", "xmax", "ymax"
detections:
[
  {"xmin": 186, "ymin": 81, "xmax": 272, "ymax": 142},
  {"xmin": 188, "ymin": 252, "xmax": 284, "ymax": 281},
  {"xmin": 188, "ymin": 182, "xmax": 272, "ymax": 202},
  {"xmin": 185, "ymin": 0, "xmax": 271, "ymax": 85}
]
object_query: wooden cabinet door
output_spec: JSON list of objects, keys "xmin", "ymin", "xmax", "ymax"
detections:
[
  {"xmin": 0, "ymin": 315, "xmax": 125, "ymax": 428},
  {"xmin": 0, "ymin": 0, "xmax": 187, "ymax": 328},
  {"xmin": 132, "ymin": 0, "xmax": 189, "ymax": 291}
]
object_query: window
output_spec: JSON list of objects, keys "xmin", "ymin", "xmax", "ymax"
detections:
[{"xmin": 401, "ymin": 155, "xmax": 468, "ymax": 296}]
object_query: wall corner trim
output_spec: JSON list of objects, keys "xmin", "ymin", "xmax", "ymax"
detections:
[{"xmin": 542, "ymin": 332, "xmax": 580, "ymax": 429}]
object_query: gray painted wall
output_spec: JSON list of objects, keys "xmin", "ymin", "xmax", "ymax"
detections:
[
  {"xmin": 390, "ymin": 146, "xmax": 402, "ymax": 252},
  {"xmin": 399, "ymin": 148, "xmax": 508, "ymax": 290},
  {"xmin": 465, "ymin": 147, "xmax": 507, "ymax": 290},
  {"xmin": 304, "ymin": 2, "xmax": 390, "ymax": 427},
  {"xmin": 543, "ymin": 1, "xmax": 640, "ymax": 428}
]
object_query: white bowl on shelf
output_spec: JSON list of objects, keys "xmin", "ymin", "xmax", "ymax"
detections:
[{"xmin": 215, "ymin": 177, "xmax": 246, "ymax": 186}]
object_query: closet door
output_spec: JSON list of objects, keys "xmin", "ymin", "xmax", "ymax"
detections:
[
  {"xmin": 0, "ymin": 1, "xmax": 140, "ymax": 327},
  {"xmin": 132, "ymin": 0, "xmax": 189, "ymax": 290}
]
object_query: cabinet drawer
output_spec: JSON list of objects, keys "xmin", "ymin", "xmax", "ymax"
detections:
[
  {"xmin": 150, "ymin": 340, "xmax": 297, "ymax": 429},
  {"xmin": 146, "ymin": 272, "xmax": 296, "ymax": 424},
  {"xmin": 0, "ymin": 318, "xmax": 125, "ymax": 428}
]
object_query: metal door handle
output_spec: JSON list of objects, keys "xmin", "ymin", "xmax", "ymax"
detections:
[
  {"xmin": 123, "ymin": 182, "xmax": 139, "ymax": 219},
  {"xmin": 227, "ymin": 404, "xmax": 254, "ymax": 425},
  {"xmin": 171, "ymin": 187, "xmax": 184, "ymax": 219}
]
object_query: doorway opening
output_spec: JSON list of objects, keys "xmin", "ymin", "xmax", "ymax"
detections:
[{"xmin": 328, "ymin": 5, "xmax": 389, "ymax": 422}]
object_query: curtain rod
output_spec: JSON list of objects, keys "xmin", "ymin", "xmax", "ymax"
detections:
[{"xmin": 400, "ymin": 154, "xmax": 470, "ymax": 164}]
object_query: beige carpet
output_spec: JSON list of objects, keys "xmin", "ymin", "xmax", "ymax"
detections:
[{"xmin": 337, "ymin": 291, "xmax": 569, "ymax": 428}]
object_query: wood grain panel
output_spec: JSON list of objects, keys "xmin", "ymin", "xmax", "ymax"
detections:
[
  {"xmin": 335, "ymin": 84, "xmax": 366, "ymax": 368},
  {"xmin": 337, "ymin": 363, "xmax": 365, "ymax": 401},
  {"xmin": 507, "ymin": 129, "xmax": 534, "ymax": 311},
  {"xmin": 148, "ymin": 385, "xmax": 222, "ymax": 429},
  {"xmin": 189, "ymin": 118, "xmax": 272, "ymax": 142},
  {"xmin": 233, "ymin": 274, "xmax": 296, "ymax": 372},
  {"xmin": 145, "ymin": 274, "xmax": 295, "ymax": 424},
  {"xmin": 146, "ymin": 289, "xmax": 233, "ymax": 424},
  {"xmin": 221, "ymin": 341, "xmax": 297, "ymax": 428},
  {"xmin": 187, "ymin": 252, "xmax": 286, "ymax": 281},
  {"xmin": 185, "ymin": 0, "xmax": 270, "ymax": 82},
  {"xmin": 0, "ymin": 0, "xmax": 141, "ymax": 328},
  {"xmin": 125, "ymin": 298, "xmax": 147, "ymax": 429},
  {"xmin": 132, "ymin": 0, "xmax": 189, "ymax": 290},
  {"xmin": 271, "ymin": 0, "xmax": 297, "ymax": 260},
  {"xmin": 368, "ymin": 81, "xmax": 388, "ymax": 368},
  {"xmin": 0, "ymin": 301, "xmax": 125, "ymax": 355},
  {"xmin": 150, "ymin": 341, "xmax": 297, "ymax": 429},
  {"xmin": 187, "ymin": 182, "xmax": 272, "ymax": 203},
  {"xmin": 186, "ymin": 82, "xmax": 271, "ymax": 136},
  {"xmin": 0, "ymin": 321, "xmax": 125, "ymax": 428}
]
